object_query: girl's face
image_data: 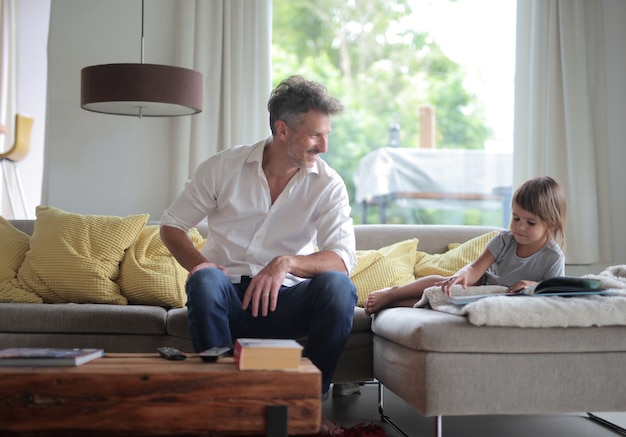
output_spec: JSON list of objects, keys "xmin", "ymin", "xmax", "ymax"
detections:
[{"xmin": 509, "ymin": 202, "xmax": 551, "ymax": 249}]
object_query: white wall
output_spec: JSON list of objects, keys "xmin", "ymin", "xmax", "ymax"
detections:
[
  {"xmin": 44, "ymin": 0, "xmax": 180, "ymax": 220},
  {"xmin": 37, "ymin": 0, "xmax": 626, "ymax": 267}
]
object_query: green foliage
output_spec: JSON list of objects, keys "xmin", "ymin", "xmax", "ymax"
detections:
[{"xmin": 272, "ymin": 0, "xmax": 497, "ymax": 225}]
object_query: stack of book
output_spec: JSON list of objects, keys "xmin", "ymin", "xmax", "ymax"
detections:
[{"xmin": 233, "ymin": 338, "xmax": 303, "ymax": 370}]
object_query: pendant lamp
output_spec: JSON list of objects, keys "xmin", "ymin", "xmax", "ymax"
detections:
[{"xmin": 80, "ymin": 1, "xmax": 203, "ymax": 117}]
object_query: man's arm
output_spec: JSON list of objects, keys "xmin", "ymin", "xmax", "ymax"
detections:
[
  {"xmin": 284, "ymin": 250, "xmax": 349, "ymax": 276},
  {"xmin": 160, "ymin": 225, "xmax": 213, "ymax": 273}
]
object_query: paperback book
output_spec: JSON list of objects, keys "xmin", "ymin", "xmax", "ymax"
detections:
[
  {"xmin": 448, "ymin": 276, "xmax": 609, "ymax": 305},
  {"xmin": 233, "ymin": 338, "xmax": 303, "ymax": 371},
  {"xmin": 0, "ymin": 348, "xmax": 104, "ymax": 367}
]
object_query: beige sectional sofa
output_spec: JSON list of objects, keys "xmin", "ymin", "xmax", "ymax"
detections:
[{"xmin": 2, "ymin": 218, "xmax": 625, "ymax": 434}]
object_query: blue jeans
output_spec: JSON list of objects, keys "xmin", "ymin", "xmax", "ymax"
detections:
[{"xmin": 185, "ymin": 267, "xmax": 357, "ymax": 395}]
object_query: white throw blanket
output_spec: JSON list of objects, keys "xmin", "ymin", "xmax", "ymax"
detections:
[{"xmin": 414, "ymin": 265, "xmax": 626, "ymax": 327}]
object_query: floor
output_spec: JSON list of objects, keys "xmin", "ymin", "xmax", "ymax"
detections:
[{"xmin": 325, "ymin": 383, "xmax": 626, "ymax": 437}]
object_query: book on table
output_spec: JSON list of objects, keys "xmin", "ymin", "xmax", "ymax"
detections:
[
  {"xmin": 0, "ymin": 348, "xmax": 104, "ymax": 367},
  {"xmin": 233, "ymin": 338, "xmax": 303, "ymax": 371},
  {"xmin": 448, "ymin": 276, "xmax": 609, "ymax": 305}
]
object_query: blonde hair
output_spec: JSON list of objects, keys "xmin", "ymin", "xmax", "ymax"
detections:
[{"xmin": 512, "ymin": 176, "xmax": 567, "ymax": 247}]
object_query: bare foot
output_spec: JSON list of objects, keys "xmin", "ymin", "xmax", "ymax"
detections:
[
  {"xmin": 364, "ymin": 287, "xmax": 395, "ymax": 315},
  {"xmin": 321, "ymin": 414, "xmax": 343, "ymax": 435}
]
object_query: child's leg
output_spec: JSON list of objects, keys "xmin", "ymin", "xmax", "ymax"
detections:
[{"xmin": 364, "ymin": 275, "xmax": 445, "ymax": 315}]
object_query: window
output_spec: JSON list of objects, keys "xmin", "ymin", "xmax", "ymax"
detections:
[{"xmin": 272, "ymin": 0, "xmax": 516, "ymax": 227}]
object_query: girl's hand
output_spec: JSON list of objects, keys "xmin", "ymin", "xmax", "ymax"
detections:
[
  {"xmin": 506, "ymin": 280, "xmax": 536, "ymax": 294},
  {"xmin": 435, "ymin": 273, "xmax": 469, "ymax": 297},
  {"xmin": 436, "ymin": 250, "xmax": 495, "ymax": 297}
]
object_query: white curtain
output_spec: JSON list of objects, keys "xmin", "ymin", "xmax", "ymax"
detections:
[
  {"xmin": 167, "ymin": 0, "xmax": 272, "ymax": 201},
  {"xmin": 0, "ymin": 0, "xmax": 17, "ymax": 217},
  {"xmin": 514, "ymin": 0, "xmax": 612, "ymax": 264},
  {"xmin": 0, "ymin": 0, "xmax": 16, "ymax": 142}
]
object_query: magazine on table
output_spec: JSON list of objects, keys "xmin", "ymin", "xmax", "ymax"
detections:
[{"xmin": 0, "ymin": 348, "xmax": 104, "ymax": 367}]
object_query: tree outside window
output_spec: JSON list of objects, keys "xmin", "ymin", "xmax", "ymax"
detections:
[{"xmin": 272, "ymin": 0, "xmax": 514, "ymax": 226}]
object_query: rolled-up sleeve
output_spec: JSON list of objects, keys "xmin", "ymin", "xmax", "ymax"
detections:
[
  {"xmin": 315, "ymin": 180, "xmax": 357, "ymax": 275},
  {"xmin": 160, "ymin": 160, "xmax": 216, "ymax": 232}
]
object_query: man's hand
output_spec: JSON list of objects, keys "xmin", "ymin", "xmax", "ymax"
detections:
[{"xmin": 242, "ymin": 256, "xmax": 291, "ymax": 317}]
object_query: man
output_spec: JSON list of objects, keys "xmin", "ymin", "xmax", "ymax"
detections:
[{"xmin": 160, "ymin": 76, "xmax": 357, "ymax": 427}]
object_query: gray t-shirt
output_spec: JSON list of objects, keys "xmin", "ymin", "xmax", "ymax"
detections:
[{"xmin": 483, "ymin": 230, "xmax": 565, "ymax": 287}]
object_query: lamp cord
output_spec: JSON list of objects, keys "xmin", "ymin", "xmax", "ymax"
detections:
[
  {"xmin": 139, "ymin": 0, "xmax": 145, "ymax": 118},
  {"xmin": 140, "ymin": 0, "xmax": 145, "ymax": 64}
]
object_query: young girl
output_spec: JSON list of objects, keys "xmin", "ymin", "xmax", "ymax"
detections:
[{"xmin": 364, "ymin": 176, "xmax": 568, "ymax": 315}]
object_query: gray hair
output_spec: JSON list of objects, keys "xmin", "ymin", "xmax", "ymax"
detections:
[{"xmin": 267, "ymin": 75, "xmax": 344, "ymax": 134}]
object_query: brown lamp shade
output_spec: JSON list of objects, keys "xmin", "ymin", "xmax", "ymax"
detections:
[{"xmin": 81, "ymin": 63, "xmax": 203, "ymax": 117}]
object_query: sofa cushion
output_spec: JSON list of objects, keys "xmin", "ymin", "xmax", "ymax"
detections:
[
  {"xmin": 350, "ymin": 239, "xmax": 418, "ymax": 306},
  {"xmin": 351, "ymin": 306, "xmax": 373, "ymax": 332},
  {"xmin": 0, "ymin": 303, "xmax": 167, "ymax": 335},
  {"xmin": 354, "ymin": 224, "xmax": 501, "ymax": 253},
  {"xmin": 372, "ymin": 307, "xmax": 626, "ymax": 353},
  {"xmin": 165, "ymin": 308, "xmax": 191, "ymax": 338},
  {"xmin": 0, "ymin": 217, "xmax": 42, "ymax": 303},
  {"xmin": 413, "ymin": 230, "xmax": 498, "ymax": 277},
  {"xmin": 6, "ymin": 219, "xmax": 35, "ymax": 236},
  {"xmin": 13, "ymin": 206, "xmax": 148, "ymax": 304},
  {"xmin": 117, "ymin": 225, "xmax": 205, "ymax": 308}
]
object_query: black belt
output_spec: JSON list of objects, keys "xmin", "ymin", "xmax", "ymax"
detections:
[{"xmin": 240, "ymin": 275, "xmax": 252, "ymax": 283}]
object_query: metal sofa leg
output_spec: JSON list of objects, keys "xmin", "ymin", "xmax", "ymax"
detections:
[
  {"xmin": 377, "ymin": 381, "xmax": 443, "ymax": 437},
  {"xmin": 435, "ymin": 415, "xmax": 443, "ymax": 437}
]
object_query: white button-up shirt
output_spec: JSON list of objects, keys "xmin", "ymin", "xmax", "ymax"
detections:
[{"xmin": 161, "ymin": 139, "xmax": 357, "ymax": 286}]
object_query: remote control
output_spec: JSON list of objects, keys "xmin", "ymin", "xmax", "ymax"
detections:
[
  {"xmin": 156, "ymin": 347, "xmax": 187, "ymax": 360},
  {"xmin": 199, "ymin": 346, "xmax": 232, "ymax": 362}
]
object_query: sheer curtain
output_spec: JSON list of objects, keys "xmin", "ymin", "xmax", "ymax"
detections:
[
  {"xmin": 514, "ymin": 0, "xmax": 612, "ymax": 264},
  {"xmin": 166, "ymin": 0, "xmax": 272, "ymax": 201},
  {"xmin": 0, "ymin": 0, "xmax": 17, "ymax": 216},
  {"xmin": 0, "ymin": 0, "xmax": 16, "ymax": 140}
]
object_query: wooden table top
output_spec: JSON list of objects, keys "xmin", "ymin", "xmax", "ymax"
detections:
[
  {"xmin": 0, "ymin": 352, "xmax": 319, "ymax": 373},
  {"xmin": 0, "ymin": 353, "xmax": 322, "ymax": 435}
]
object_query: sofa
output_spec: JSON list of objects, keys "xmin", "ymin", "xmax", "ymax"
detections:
[
  {"xmin": 2, "ymin": 213, "xmax": 625, "ymax": 431},
  {"xmin": 0, "ymin": 213, "xmax": 496, "ymax": 381}
]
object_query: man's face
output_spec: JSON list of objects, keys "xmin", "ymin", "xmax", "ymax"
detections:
[{"xmin": 283, "ymin": 109, "xmax": 331, "ymax": 169}]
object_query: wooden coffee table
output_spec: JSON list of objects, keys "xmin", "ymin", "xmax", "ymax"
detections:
[{"xmin": 0, "ymin": 353, "xmax": 321, "ymax": 436}]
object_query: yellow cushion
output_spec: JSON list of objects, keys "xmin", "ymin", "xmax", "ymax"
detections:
[
  {"xmin": 0, "ymin": 216, "xmax": 30, "ymax": 280},
  {"xmin": 350, "ymin": 238, "xmax": 418, "ymax": 307},
  {"xmin": 414, "ymin": 230, "xmax": 499, "ymax": 277},
  {"xmin": 117, "ymin": 225, "xmax": 205, "ymax": 308},
  {"xmin": 0, "ymin": 216, "xmax": 42, "ymax": 303},
  {"xmin": 14, "ymin": 206, "xmax": 148, "ymax": 304}
]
